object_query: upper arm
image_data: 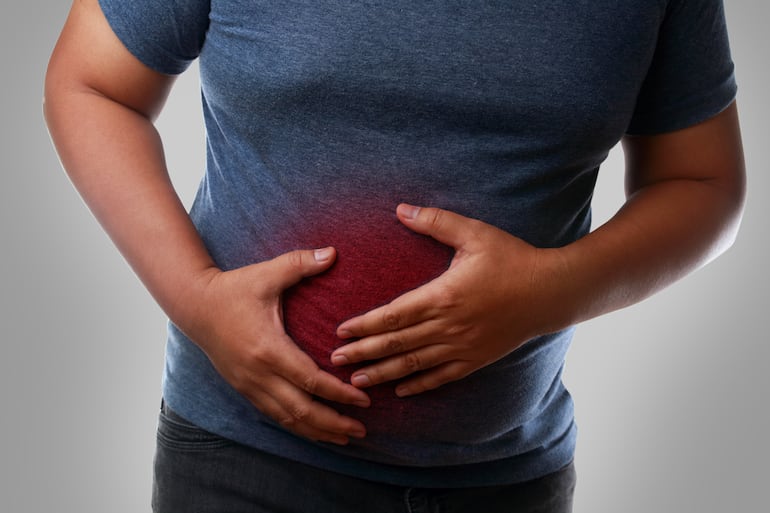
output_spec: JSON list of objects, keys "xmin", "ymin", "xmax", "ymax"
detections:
[
  {"xmin": 45, "ymin": 0, "xmax": 175, "ymax": 121},
  {"xmin": 621, "ymin": 101, "xmax": 746, "ymax": 203}
]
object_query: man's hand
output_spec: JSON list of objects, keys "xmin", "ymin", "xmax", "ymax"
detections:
[
  {"xmin": 180, "ymin": 247, "xmax": 371, "ymax": 445},
  {"xmin": 331, "ymin": 204, "xmax": 565, "ymax": 397}
]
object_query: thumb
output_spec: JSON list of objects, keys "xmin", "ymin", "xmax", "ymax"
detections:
[
  {"xmin": 396, "ymin": 204, "xmax": 477, "ymax": 250},
  {"xmin": 259, "ymin": 247, "xmax": 336, "ymax": 293}
]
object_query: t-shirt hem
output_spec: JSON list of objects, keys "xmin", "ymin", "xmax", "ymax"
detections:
[{"xmin": 161, "ymin": 386, "xmax": 577, "ymax": 488}]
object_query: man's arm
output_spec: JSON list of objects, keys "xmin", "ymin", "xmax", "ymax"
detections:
[
  {"xmin": 560, "ymin": 101, "xmax": 745, "ymax": 324},
  {"xmin": 331, "ymin": 103, "xmax": 746, "ymax": 396},
  {"xmin": 45, "ymin": 0, "xmax": 369, "ymax": 443}
]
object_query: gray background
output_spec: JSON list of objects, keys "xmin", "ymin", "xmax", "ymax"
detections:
[{"xmin": 1, "ymin": 1, "xmax": 767, "ymax": 511}]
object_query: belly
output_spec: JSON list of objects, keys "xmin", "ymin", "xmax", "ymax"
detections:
[
  {"xmin": 282, "ymin": 211, "xmax": 453, "ymax": 380},
  {"xmin": 275, "ymin": 207, "xmax": 564, "ymax": 455}
]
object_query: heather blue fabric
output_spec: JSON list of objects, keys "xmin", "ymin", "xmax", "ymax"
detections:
[{"xmin": 99, "ymin": 0, "xmax": 736, "ymax": 487}]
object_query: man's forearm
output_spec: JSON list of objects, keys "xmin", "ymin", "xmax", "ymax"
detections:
[
  {"xmin": 45, "ymin": 88, "xmax": 217, "ymax": 325},
  {"xmin": 548, "ymin": 175, "xmax": 744, "ymax": 332},
  {"xmin": 546, "ymin": 105, "xmax": 745, "ymax": 332}
]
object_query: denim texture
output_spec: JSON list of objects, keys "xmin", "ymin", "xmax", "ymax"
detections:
[{"xmin": 153, "ymin": 405, "xmax": 576, "ymax": 513}]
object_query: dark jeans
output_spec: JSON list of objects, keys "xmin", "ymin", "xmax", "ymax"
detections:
[{"xmin": 153, "ymin": 404, "xmax": 576, "ymax": 513}]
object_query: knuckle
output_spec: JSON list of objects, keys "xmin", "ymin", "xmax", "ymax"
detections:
[
  {"xmin": 281, "ymin": 404, "xmax": 311, "ymax": 427},
  {"xmin": 385, "ymin": 336, "xmax": 405, "ymax": 354},
  {"xmin": 382, "ymin": 309, "xmax": 402, "ymax": 330},
  {"xmin": 403, "ymin": 352, "xmax": 424, "ymax": 372},
  {"xmin": 433, "ymin": 281, "xmax": 460, "ymax": 306},
  {"xmin": 301, "ymin": 373, "xmax": 319, "ymax": 395},
  {"xmin": 444, "ymin": 322, "xmax": 470, "ymax": 338},
  {"xmin": 286, "ymin": 250, "xmax": 304, "ymax": 270},
  {"xmin": 291, "ymin": 404, "xmax": 311, "ymax": 422},
  {"xmin": 278, "ymin": 414, "xmax": 296, "ymax": 429},
  {"xmin": 427, "ymin": 207, "xmax": 444, "ymax": 230}
]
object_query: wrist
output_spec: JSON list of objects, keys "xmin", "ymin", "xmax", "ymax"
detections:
[
  {"xmin": 527, "ymin": 246, "xmax": 581, "ymax": 336},
  {"xmin": 164, "ymin": 265, "xmax": 223, "ymax": 345}
]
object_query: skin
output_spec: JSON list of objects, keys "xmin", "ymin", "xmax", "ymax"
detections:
[{"xmin": 45, "ymin": 0, "xmax": 745, "ymax": 443}]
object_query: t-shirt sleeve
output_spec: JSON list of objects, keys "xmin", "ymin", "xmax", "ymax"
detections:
[
  {"xmin": 626, "ymin": 0, "xmax": 737, "ymax": 135},
  {"xmin": 98, "ymin": 0, "xmax": 211, "ymax": 75}
]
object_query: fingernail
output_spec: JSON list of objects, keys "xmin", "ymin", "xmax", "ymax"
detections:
[
  {"xmin": 337, "ymin": 328, "xmax": 353, "ymax": 339},
  {"xmin": 331, "ymin": 354, "xmax": 349, "ymax": 366},
  {"xmin": 314, "ymin": 247, "xmax": 334, "ymax": 262},
  {"xmin": 398, "ymin": 204, "xmax": 420, "ymax": 220},
  {"xmin": 351, "ymin": 373, "xmax": 371, "ymax": 388}
]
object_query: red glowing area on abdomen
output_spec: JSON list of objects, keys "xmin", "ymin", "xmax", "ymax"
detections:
[{"xmin": 282, "ymin": 212, "xmax": 453, "ymax": 384}]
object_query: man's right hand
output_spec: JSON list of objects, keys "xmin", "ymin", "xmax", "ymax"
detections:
[{"xmin": 175, "ymin": 247, "xmax": 371, "ymax": 446}]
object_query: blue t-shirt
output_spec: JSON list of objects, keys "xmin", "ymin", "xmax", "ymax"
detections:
[{"xmin": 99, "ymin": 0, "xmax": 736, "ymax": 487}]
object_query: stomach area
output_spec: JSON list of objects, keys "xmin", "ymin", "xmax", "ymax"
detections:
[
  {"xmin": 282, "ymin": 209, "xmax": 453, "ymax": 382},
  {"xmin": 279, "ymin": 209, "xmax": 549, "ymax": 450}
]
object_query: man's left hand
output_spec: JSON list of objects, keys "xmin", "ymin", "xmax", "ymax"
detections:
[{"xmin": 331, "ymin": 204, "xmax": 565, "ymax": 397}]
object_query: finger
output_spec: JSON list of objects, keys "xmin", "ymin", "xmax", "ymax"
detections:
[
  {"xmin": 272, "ymin": 390, "xmax": 367, "ymax": 443},
  {"xmin": 394, "ymin": 361, "xmax": 473, "ymax": 397},
  {"xmin": 336, "ymin": 284, "xmax": 438, "ymax": 340},
  {"xmin": 259, "ymin": 247, "xmax": 337, "ymax": 294},
  {"xmin": 242, "ymin": 337, "xmax": 369, "ymax": 442},
  {"xmin": 347, "ymin": 343, "xmax": 451, "ymax": 388},
  {"xmin": 332, "ymin": 316, "xmax": 438, "ymax": 365},
  {"xmin": 276, "ymin": 336, "xmax": 371, "ymax": 408},
  {"xmin": 249, "ymin": 383, "xmax": 364, "ymax": 445},
  {"xmin": 396, "ymin": 204, "xmax": 482, "ymax": 250},
  {"xmin": 332, "ymin": 328, "xmax": 416, "ymax": 367}
]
